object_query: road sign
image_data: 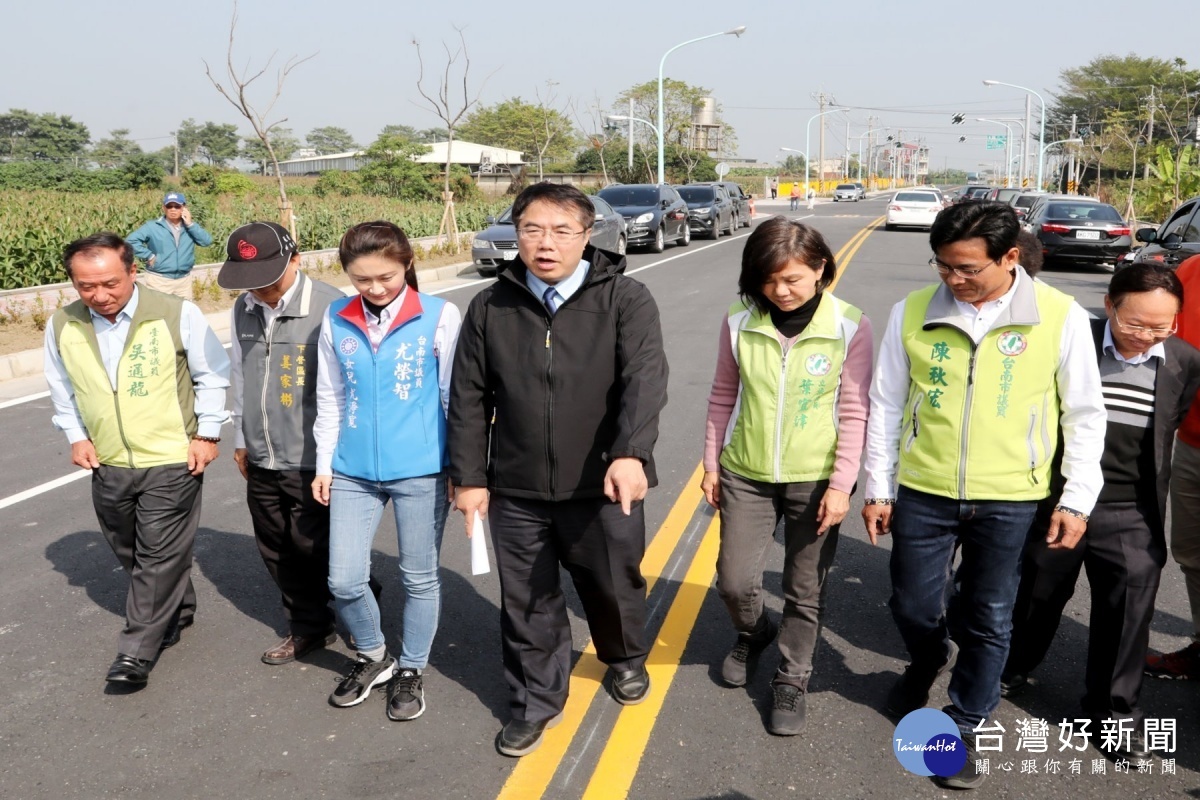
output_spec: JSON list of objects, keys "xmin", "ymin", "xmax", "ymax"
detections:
[
  {"xmin": 715, "ymin": 162, "xmax": 729, "ymax": 178},
  {"xmin": 986, "ymin": 135, "xmax": 1006, "ymax": 151}
]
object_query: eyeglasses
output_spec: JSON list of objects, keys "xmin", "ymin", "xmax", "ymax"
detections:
[
  {"xmin": 929, "ymin": 256, "xmax": 998, "ymax": 278},
  {"xmin": 516, "ymin": 226, "xmax": 589, "ymax": 243},
  {"xmin": 1112, "ymin": 308, "xmax": 1177, "ymax": 337},
  {"xmin": 164, "ymin": 204, "xmax": 183, "ymax": 209}
]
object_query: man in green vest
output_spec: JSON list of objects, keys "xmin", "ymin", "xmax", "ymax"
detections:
[
  {"xmin": 44, "ymin": 232, "xmax": 230, "ymax": 687},
  {"xmin": 862, "ymin": 202, "xmax": 1106, "ymax": 789}
]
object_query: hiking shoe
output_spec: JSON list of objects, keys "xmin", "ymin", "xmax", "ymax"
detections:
[
  {"xmin": 767, "ymin": 683, "xmax": 807, "ymax": 736},
  {"xmin": 720, "ymin": 617, "xmax": 777, "ymax": 687},
  {"xmin": 329, "ymin": 654, "xmax": 396, "ymax": 708},
  {"xmin": 886, "ymin": 641, "xmax": 959, "ymax": 717},
  {"xmin": 934, "ymin": 734, "xmax": 986, "ymax": 790},
  {"xmin": 386, "ymin": 668, "xmax": 425, "ymax": 721},
  {"xmin": 1145, "ymin": 642, "xmax": 1200, "ymax": 679}
]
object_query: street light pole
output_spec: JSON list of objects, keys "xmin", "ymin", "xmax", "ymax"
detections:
[
  {"xmin": 657, "ymin": 26, "xmax": 746, "ymax": 185},
  {"xmin": 805, "ymin": 107, "xmax": 847, "ymax": 196},
  {"xmin": 976, "ymin": 118, "xmax": 1013, "ymax": 187},
  {"xmin": 1040, "ymin": 138, "xmax": 1084, "ymax": 187},
  {"xmin": 983, "ymin": 79, "xmax": 1048, "ymax": 190}
]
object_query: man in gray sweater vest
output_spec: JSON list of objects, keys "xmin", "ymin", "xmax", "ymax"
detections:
[{"xmin": 219, "ymin": 222, "xmax": 350, "ymax": 664}]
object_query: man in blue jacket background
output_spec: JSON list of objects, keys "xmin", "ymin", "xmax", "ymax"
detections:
[{"xmin": 126, "ymin": 192, "xmax": 213, "ymax": 298}]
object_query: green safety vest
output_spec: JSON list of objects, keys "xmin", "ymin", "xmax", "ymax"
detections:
[
  {"xmin": 719, "ymin": 292, "xmax": 864, "ymax": 483},
  {"xmin": 53, "ymin": 289, "xmax": 197, "ymax": 468},
  {"xmin": 897, "ymin": 275, "xmax": 1074, "ymax": 500}
]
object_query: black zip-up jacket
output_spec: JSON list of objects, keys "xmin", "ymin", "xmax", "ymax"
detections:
[{"xmin": 448, "ymin": 246, "xmax": 668, "ymax": 500}]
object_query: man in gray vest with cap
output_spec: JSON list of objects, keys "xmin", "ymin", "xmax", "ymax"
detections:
[{"xmin": 220, "ymin": 222, "xmax": 349, "ymax": 665}]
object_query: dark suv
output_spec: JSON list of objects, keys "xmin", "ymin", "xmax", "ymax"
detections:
[
  {"xmin": 1130, "ymin": 196, "xmax": 1200, "ymax": 269},
  {"xmin": 596, "ymin": 184, "xmax": 691, "ymax": 253},
  {"xmin": 678, "ymin": 183, "xmax": 735, "ymax": 239},
  {"xmin": 712, "ymin": 181, "xmax": 752, "ymax": 227}
]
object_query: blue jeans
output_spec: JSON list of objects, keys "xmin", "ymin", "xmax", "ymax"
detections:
[
  {"xmin": 328, "ymin": 472, "xmax": 447, "ymax": 669},
  {"xmin": 889, "ymin": 486, "xmax": 1037, "ymax": 734}
]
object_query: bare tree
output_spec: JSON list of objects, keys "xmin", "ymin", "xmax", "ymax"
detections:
[
  {"xmin": 528, "ymin": 81, "xmax": 573, "ymax": 182},
  {"xmin": 413, "ymin": 27, "xmax": 493, "ymax": 252},
  {"xmin": 204, "ymin": 1, "xmax": 315, "ymax": 237},
  {"xmin": 574, "ymin": 95, "xmax": 616, "ymax": 186}
]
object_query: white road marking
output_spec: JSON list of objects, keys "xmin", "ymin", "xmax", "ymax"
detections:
[
  {"xmin": 0, "ymin": 391, "xmax": 50, "ymax": 410},
  {"xmin": 0, "ymin": 469, "xmax": 90, "ymax": 511}
]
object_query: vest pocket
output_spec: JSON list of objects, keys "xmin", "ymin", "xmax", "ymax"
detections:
[{"xmin": 904, "ymin": 392, "xmax": 923, "ymax": 453}]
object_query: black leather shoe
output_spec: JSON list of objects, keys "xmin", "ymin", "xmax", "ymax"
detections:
[
  {"xmin": 496, "ymin": 713, "xmax": 562, "ymax": 757},
  {"xmin": 160, "ymin": 617, "xmax": 194, "ymax": 650},
  {"xmin": 611, "ymin": 666, "xmax": 651, "ymax": 705},
  {"xmin": 106, "ymin": 654, "xmax": 153, "ymax": 685}
]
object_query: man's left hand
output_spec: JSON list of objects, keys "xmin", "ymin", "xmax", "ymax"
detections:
[
  {"xmin": 604, "ymin": 457, "xmax": 647, "ymax": 515},
  {"xmin": 1046, "ymin": 510, "xmax": 1087, "ymax": 550},
  {"xmin": 187, "ymin": 439, "xmax": 219, "ymax": 476}
]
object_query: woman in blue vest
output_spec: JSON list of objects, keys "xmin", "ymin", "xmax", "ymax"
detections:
[
  {"xmin": 701, "ymin": 217, "xmax": 874, "ymax": 735},
  {"xmin": 312, "ymin": 221, "xmax": 462, "ymax": 720}
]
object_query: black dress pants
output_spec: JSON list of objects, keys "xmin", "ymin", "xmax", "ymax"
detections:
[
  {"xmin": 246, "ymin": 465, "xmax": 334, "ymax": 638},
  {"xmin": 489, "ymin": 494, "xmax": 650, "ymax": 722},
  {"xmin": 1007, "ymin": 500, "xmax": 1166, "ymax": 723},
  {"xmin": 91, "ymin": 463, "xmax": 202, "ymax": 661}
]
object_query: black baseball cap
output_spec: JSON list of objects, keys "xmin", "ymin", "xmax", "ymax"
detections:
[{"xmin": 217, "ymin": 222, "xmax": 298, "ymax": 290}]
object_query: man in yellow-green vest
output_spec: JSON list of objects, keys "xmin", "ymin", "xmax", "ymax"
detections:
[
  {"xmin": 862, "ymin": 202, "xmax": 1106, "ymax": 790},
  {"xmin": 44, "ymin": 232, "xmax": 230, "ymax": 688}
]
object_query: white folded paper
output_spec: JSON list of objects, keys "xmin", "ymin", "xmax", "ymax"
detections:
[{"xmin": 470, "ymin": 512, "xmax": 491, "ymax": 576}]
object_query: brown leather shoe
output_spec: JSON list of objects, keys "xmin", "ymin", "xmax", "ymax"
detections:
[{"xmin": 262, "ymin": 632, "xmax": 337, "ymax": 665}]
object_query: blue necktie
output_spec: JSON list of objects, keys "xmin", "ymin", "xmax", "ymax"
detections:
[{"xmin": 543, "ymin": 286, "xmax": 559, "ymax": 316}]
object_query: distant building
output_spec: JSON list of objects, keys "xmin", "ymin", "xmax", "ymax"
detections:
[{"xmin": 271, "ymin": 140, "xmax": 525, "ymax": 176}]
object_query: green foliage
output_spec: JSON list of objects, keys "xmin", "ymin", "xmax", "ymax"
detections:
[
  {"xmin": 459, "ymin": 97, "xmax": 580, "ymax": 175},
  {"xmin": 181, "ymin": 164, "xmax": 219, "ymax": 192},
  {"xmin": 214, "ymin": 172, "xmax": 256, "ymax": 195},
  {"xmin": 0, "ymin": 188, "xmax": 509, "ymax": 289},
  {"xmin": 379, "ymin": 124, "xmax": 442, "ymax": 144},
  {"xmin": 90, "ymin": 129, "xmax": 143, "ymax": 169},
  {"xmin": 614, "ymin": 79, "xmax": 736, "ymax": 152},
  {"xmin": 314, "ymin": 170, "xmax": 362, "ymax": 197},
  {"xmin": 307, "ymin": 126, "xmax": 358, "ymax": 154},
  {"xmin": 176, "ymin": 118, "xmax": 240, "ymax": 167},
  {"xmin": 241, "ymin": 128, "xmax": 300, "ymax": 174},
  {"xmin": 358, "ymin": 135, "xmax": 438, "ymax": 200},
  {"xmin": 0, "ymin": 108, "xmax": 91, "ymax": 161},
  {"xmin": 927, "ymin": 168, "xmax": 968, "ymax": 183},
  {"xmin": 1137, "ymin": 144, "xmax": 1200, "ymax": 219},
  {"xmin": 120, "ymin": 154, "xmax": 165, "ymax": 190},
  {"xmin": 0, "ymin": 160, "xmax": 154, "ymax": 191}
]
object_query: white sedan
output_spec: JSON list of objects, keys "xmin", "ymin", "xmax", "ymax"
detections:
[{"xmin": 885, "ymin": 190, "xmax": 945, "ymax": 231}]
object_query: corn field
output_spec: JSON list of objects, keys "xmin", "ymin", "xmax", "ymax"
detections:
[{"xmin": 0, "ymin": 190, "xmax": 510, "ymax": 290}]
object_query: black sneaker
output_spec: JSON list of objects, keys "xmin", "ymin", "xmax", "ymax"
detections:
[
  {"xmin": 886, "ymin": 641, "xmax": 958, "ymax": 717},
  {"xmin": 720, "ymin": 617, "xmax": 777, "ymax": 687},
  {"xmin": 386, "ymin": 668, "xmax": 425, "ymax": 721},
  {"xmin": 934, "ymin": 734, "xmax": 986, "ymax": 790},
  {"xmin": 767, "ymin": 683, "xmax": 807, "ymax": 736},
  {"xmin": 329, "ymin": 655, "xmax": 396, "ymax": 708},
  {"xmin": 999, "ymin": 670, "xmax": 1028, "ymax": 697},
  {"xmin": 496, "ymin": 713, "xmax": 563, "ymax": 758}
]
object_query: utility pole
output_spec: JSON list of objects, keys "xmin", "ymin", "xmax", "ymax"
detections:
[
  {"xmin": 813, "ymin": 90, "xmax": 828, "ymax": 192},
  {"xmin": 627, "ymin": 98, "xmax": 634, "ymax": 170},
  {"xmin": 1023, "ymin": 95, "xmax": 1032, "ymax": 188},
  {"xmin": 172, "ymin": 131, "xmax": 179, "ymax": 177},
  {"xmin": 1066, "ymin": 113, "xmax": 1077, "ymax": 192},
  {"xmin": 844, "ymin": 119, "xmax": 851, "ymax": 179},
  {"xmin": 1144, "ymin": 85, "xmax": 1157, "ymax": 179}
]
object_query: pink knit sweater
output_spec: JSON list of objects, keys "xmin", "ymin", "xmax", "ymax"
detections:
[{"xmin": 703, "ymin": 310, "xmax": 874, "ymax": 492}]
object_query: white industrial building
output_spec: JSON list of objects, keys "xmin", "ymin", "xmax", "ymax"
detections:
[{"xmin": 272, "ymin": 140, "xmax": 525, "ymax": 176}]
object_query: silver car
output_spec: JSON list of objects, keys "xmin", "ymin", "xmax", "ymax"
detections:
[
  {"xmin": 833, "ymin": 183, "xmax": 865, "ymax": 202},
  {"xmin": 471, "ymin": 195, "xmax": 628, "ymax": 276}
]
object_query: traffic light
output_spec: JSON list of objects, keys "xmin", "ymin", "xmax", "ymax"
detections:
[{"xmin": 951, "ymin": 113, "xmax": 965, "ymax": 125}]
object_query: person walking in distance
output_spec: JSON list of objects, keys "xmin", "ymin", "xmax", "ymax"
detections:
[{"xmin": 789, "ymin": 182, "xmax": 801, "ymax": 211}]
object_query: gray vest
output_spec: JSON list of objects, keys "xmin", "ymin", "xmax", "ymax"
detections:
[{"xmin": 234, "ymin": 272, "xmax": 345, "ymax": 471}]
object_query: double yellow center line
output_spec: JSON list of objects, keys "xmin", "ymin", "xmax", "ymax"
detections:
[{"xmin": 496, "ymin": 217, "xmax": 884, "ymax": 800}]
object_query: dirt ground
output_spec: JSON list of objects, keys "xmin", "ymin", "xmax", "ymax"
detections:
[{"xmin": 0, "ymin": 252, "xmax": 472, "ymax": 358}]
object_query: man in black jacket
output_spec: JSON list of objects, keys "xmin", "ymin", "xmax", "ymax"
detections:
[
  {"xmin": 1004, "ymin": 264, "xmax": 1200, "ymax": 759},
  {"xmin": 450, "ymin": 183, "xmax": 668, "ymax": 757}
]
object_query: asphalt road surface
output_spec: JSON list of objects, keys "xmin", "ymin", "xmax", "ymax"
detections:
[{"xmin": 1, "ymin": 195, "xmax": 1194, "ymax": 800}]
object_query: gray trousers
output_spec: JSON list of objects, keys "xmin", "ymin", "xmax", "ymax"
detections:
[
  {"xmin": 716, "ymin": 470, "xmax": 839, "ymax": 687},
  {"xmin": 91, "ymin": 463, "xmax": 202, "ymax": 661}
]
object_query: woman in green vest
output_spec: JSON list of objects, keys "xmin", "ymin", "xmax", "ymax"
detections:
[{"xmin": 701, "ymin": 216, "xmax": 874, "ymax": 735}]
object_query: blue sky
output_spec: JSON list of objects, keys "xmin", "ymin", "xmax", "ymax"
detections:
[{"xmin": 4, "ymin": 0, "xmax": 1187, "ymax": 171}]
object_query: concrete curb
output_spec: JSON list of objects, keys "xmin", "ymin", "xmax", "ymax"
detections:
[{"xmin": 0, "ymin": 259, "xmax": 479, "ymax": 385}]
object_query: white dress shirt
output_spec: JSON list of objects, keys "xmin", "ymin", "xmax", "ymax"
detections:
[
  {"xmin": 228, "ymin": 276, "xmax": 303, "ymax": 449},
  {"xmin": 864, "ymin": 268, "xmax": 1107, "ymax": 513},
  {"xmin": 44, "ymin": 286, "xmax": 231, "ymax": 444},
  {"xmin": 312, "ymin": 288, "xmax": 463, "ymax": 475}
]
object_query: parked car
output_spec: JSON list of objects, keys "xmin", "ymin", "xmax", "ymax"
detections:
[
  {"xmin": 986, "ymin": 187, "xmax": 1023, "ymax": 204},
  {"xmin": 885, "ymin": 189, "xmax": 944, "ymax": 231},
  {"xmin": 1128, "ymin": 195, "xmax": 1200, "ymax": 269},
  {"xmin": 952, "ymin": 185, "xmax": 993, "ymax": 204},
  {"xmin": 833, "ymin": 183, "xmax": 866, "ymax": 202},
  {"xmin": 677, "ymin": 183, "xmax": 735, "ymax": 239},
  {"xmin": 1010, "ymin": 190, "xmax": 1045, "ymax": 220},
  {"xmin": 1022, "ymin": 196, "xmax": 1131, "ymax": 268},
  {"xmin": 853, "ymin": 181, "xmax": 867, "ymax": 199},
  {"xmin": 596, "ymin": 183, "xmax": 690, "ymax": 253},
  {"xmin": 711, "ymin": 181, "xmax": 753, "ymax": 227},
  {"xmin": 471, "ymin": 196, "xmax": 627, "ymax": 276}
]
